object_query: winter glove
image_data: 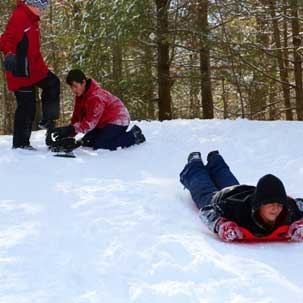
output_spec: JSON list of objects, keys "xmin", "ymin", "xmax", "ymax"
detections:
[
  {"xmin": 215, "ymin": 218, "xmax": 243, "ymax": 242},
  {"xmin": 4, "ymin": 54, "xmax": 16, "ymax": 72},
  {"xmin": 58, "ymin": 137, "xmax": 81, "ymax": 150},
  {"xmin": 52, "ymin": 125, "xmax": 75, "ymax": 140},
  {"xmin": 287, "ymin": 220, "xmax": 303, "ymax": 242},
  {"xmin": 49, "ymin": 137, "xmax": 82, "ymax": 153}
]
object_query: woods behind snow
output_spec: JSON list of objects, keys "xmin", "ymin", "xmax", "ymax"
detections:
[{"xmin": 1, "ymin": 0, "xmax": 303, "ymax": 135}]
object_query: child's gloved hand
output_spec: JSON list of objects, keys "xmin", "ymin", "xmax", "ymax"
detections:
[
  {"xmin": 288, "ymin": 220, "xmax": 303, "ymax": 242},
  {"xmin": 216, "ymin": 219, "xmax": 243, "ymax": 242}
]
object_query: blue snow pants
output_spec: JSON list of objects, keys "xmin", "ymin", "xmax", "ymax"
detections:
[{"xmin": 180, "ymin": 153, "xmax": 240, "ymax": 209}]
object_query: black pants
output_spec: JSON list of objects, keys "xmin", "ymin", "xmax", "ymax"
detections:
[
  {"xmin": 13, "ymin": 71, "xmax": 60, "ymax": 148},
  {"xmin": 82, "ymin": 124, "xmax": 136, "ymax": 150}
]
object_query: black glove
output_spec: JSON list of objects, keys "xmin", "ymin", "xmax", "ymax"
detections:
[
  {"xmin": 50, "ymin": 137, "xmax": 82, "ymax": 152},
  {"xmin": 58, "ymin": 138, "xmax": 79, "ymax": 150},
  {"xmin": 52, "ymin": 125, "xmax": 75, "ymax": 140},
  {"xmin": 4, "ymin": 54, "xmax": 16, "ymax": 72}
]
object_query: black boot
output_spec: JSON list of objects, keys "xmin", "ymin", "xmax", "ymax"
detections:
[
  {"xmin": 38, "ymin": 120, "xmax": 56, "ymax": 130},
  {"xmin": 187, "ymin": 152, "xmax": 202, "ymax": 163},
  {"xmin": 130, "ymin": 125, "xmax": 146, "ymax": 144},
  {"xmin": 207, "ymin": 150, "xmax": 219, "ymax": 162},
  {"xmin": 13, "ymin": 145, "xmax": 37, "ymax": 151}
]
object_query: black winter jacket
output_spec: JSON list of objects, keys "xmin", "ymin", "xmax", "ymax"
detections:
[{"xmin": 200, "ymin": 185, "xmax": 303, "ymax": 237}]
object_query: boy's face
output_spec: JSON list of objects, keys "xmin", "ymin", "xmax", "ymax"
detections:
[
  {"xmin": 27, "ymin": 5, "xmax": 43, "ymax": 16},
  {"xmin": 258, "ymin": 203, "xmax": 283, "ymax": 224},
  {"xmin": 70, "ymin": 80, "xmax": 86, "ymax": 97}
]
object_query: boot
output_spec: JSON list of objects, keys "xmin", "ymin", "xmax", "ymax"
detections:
[
  {"xmin": 187, "ymin": 152, "xmax": 202, "ymax": 163},
  {"xmin": 13, "ymin": 145, "xmax": 37, "ymax": 151},
  {"xmin": 207, "ymin": 150, "xmax": 219, "ymax": 162},
  {"xmin": 130, "ymin": 125, "xmax": 146, "ymax": 144},
  {"xmin": 38, "ymin": 119, "xmax": 55, "ymax": 130}
]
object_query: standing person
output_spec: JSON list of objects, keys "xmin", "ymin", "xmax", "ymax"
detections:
[
  {"xmin": 180, "ymin": 151, "xmax": 303, "ymax": 242},
  {"xmin": 0, "ymin": 0, "xmax": 60, "ymax": 149},
  {"xmin": 50, "ymin": 69, "xmax": 145, "ymax": 152}
]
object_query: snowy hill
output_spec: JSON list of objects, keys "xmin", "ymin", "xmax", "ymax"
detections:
[{"xmin": 0, "ymin": 119, "xmax": 303, "ymax": 303}]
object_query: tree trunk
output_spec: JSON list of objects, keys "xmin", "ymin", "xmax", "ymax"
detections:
[
  {"xmin": 269, "ymin": 79, "xmax": 278, "ymax": 120},
  {"xmin": 215, "ymin": 0, "xmax": 245, "ymax": 118},
  {"xmin": 198, "ymin": 0, "xmax": 214, "ymax": 119},
  {"xmin": 189, "ymin": 53, "xmax": 200, "ymax": 118},
  {"xmin": 222, "ymin": 77, "xmax": 228, "ymax": 119},
  {"xmin": 268, "ymin": 0, "xmax": 293, "ymax": 120},
  {"xmin": 155, "ymin": 0, "xmax": 172, "ymax": 121},
  {"xmin": 0, "ymin": 55, "xmax": 14, "ymax": 135},
  {"xmin": 282, "ymin": 0, "xmax": 292, "ymax": 120},
  {"xmin": 290, "ymin": 0, "xmax": 303, "ymax": 120},
  {"xmin": 143, "ymin": 43, "xmax": 155, "ymax": 119},
  {"xmin": 112, "ymin": 42, "xmax": 124, "ymax": 101},
  {"xmin": 6, "ymin": 92, "xmax": 15, "ymax": 135},
  {"xmin": 249, "ymin": 16, "xmax": 268, "ymax": 120}
]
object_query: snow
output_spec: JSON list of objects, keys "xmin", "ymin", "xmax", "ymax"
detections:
[{"xmin": 0, "ymin": 119, "xmax": 303, "ymax": 303}]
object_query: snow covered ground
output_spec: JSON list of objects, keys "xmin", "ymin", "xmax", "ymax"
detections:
[{"xmin": 0, "ymin": 119, "xmax": 303, "ymax": 303}]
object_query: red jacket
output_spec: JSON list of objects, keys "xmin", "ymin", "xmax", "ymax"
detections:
[
  {"xmin": 71, "ymin": 79, "xmax": 131, "ymax": 134},
  {"xmin": 0, "ymin": 1, "xmax": 48, "ymax": 91}
]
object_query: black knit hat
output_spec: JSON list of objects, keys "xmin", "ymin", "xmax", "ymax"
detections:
[{"xmin": 252, "ymin": 174, "xmax": 287, "ymax": 210}]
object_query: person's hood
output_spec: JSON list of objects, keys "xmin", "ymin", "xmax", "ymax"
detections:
[{"xmin": 17, "ymin": 0, "xmax": 40, "ymax": 23}]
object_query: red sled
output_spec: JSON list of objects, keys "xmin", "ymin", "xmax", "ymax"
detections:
[{"xmin": 237, "ymin": 225, "xmax": 290, "ymax": 242}]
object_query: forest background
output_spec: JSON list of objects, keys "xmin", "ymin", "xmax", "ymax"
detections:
[{"xmin": 0, "ymin": 0, "xmax": 303, "ymax": 134}]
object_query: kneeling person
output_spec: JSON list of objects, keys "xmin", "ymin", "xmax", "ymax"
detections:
[
  {"xmin": 50, "ymin": 69, "xmax": 145, "ymax": 151},
  {"xmin": 180, "ymin": 151, "xmax": 303, "ymax": 242}
]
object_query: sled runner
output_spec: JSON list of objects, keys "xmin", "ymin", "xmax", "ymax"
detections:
[{"xmin": 53, "ymin": 150, "xmax": 76, "ymax": 158}]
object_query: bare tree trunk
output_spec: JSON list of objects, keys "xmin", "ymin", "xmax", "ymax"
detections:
[
  {"xmin": 269, "ymin": 79, "xmax": 278, "ymax": 120},
  {"xmin": 6, "ymin": 93, "xmax": 15, "ymax": 135},
  {"xmin": 189, "ymin": 53, "xmax": 200, "ymax": 118},
  {"xmin": 290, "ymin": 0, "xmax": 303, "ymax": 120},
  {"xmin": 268, "ymin": 0, "xmax": 293, "ymax": 120},
  {"xmin": 249, "ymin": 16, "xmax": 268, "ymax": 120},
  {"xmin": 143, "ymin": 44, "xmax": 155, "ymax": 119},
  {"xmin": 282, "ymin": 0, "xmax": 292, "ymax": 119},
  {"xmin": 215, "ymin": 0, "xmax": 245, "ymax": 118},
  {"xmin": 112, "ymin": 42, "xmax": 124, "ymax": 101},
  {"xmin": 222, "ymin": 77, "xmax": 228, "ymax": 119},
  {"xmin": 199, "ymin": 0, "xmax": 214, "ymax": 119},
  {"xmin": 156, "ymin": 0, "xmax": 172, "ymax": 121},
  {"xmin": 0, "ymin": 54, "xmax": 14, "ymax": 135}
]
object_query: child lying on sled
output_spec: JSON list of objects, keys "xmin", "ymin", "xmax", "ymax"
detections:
[{"xmin": 180, "ymin": 151, "xmax": 303, "ymax": 242}]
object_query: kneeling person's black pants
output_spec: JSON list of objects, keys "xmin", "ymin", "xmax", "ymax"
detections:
[
  {"xmin": 13, "ymin": 71, "xmax": 60, "ymax": 148},
  {"xmin": 82, "ymin": 124, "xmax": 136, "ymax": 151}
]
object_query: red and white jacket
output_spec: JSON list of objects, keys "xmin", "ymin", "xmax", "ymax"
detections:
[
  {"xmin": 0, "ymin": 1, "xmax": 48, "ymax": 91},
  {"xmin": 71, "ymin": 79, "xmax": 131, "ymax": 134}
]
